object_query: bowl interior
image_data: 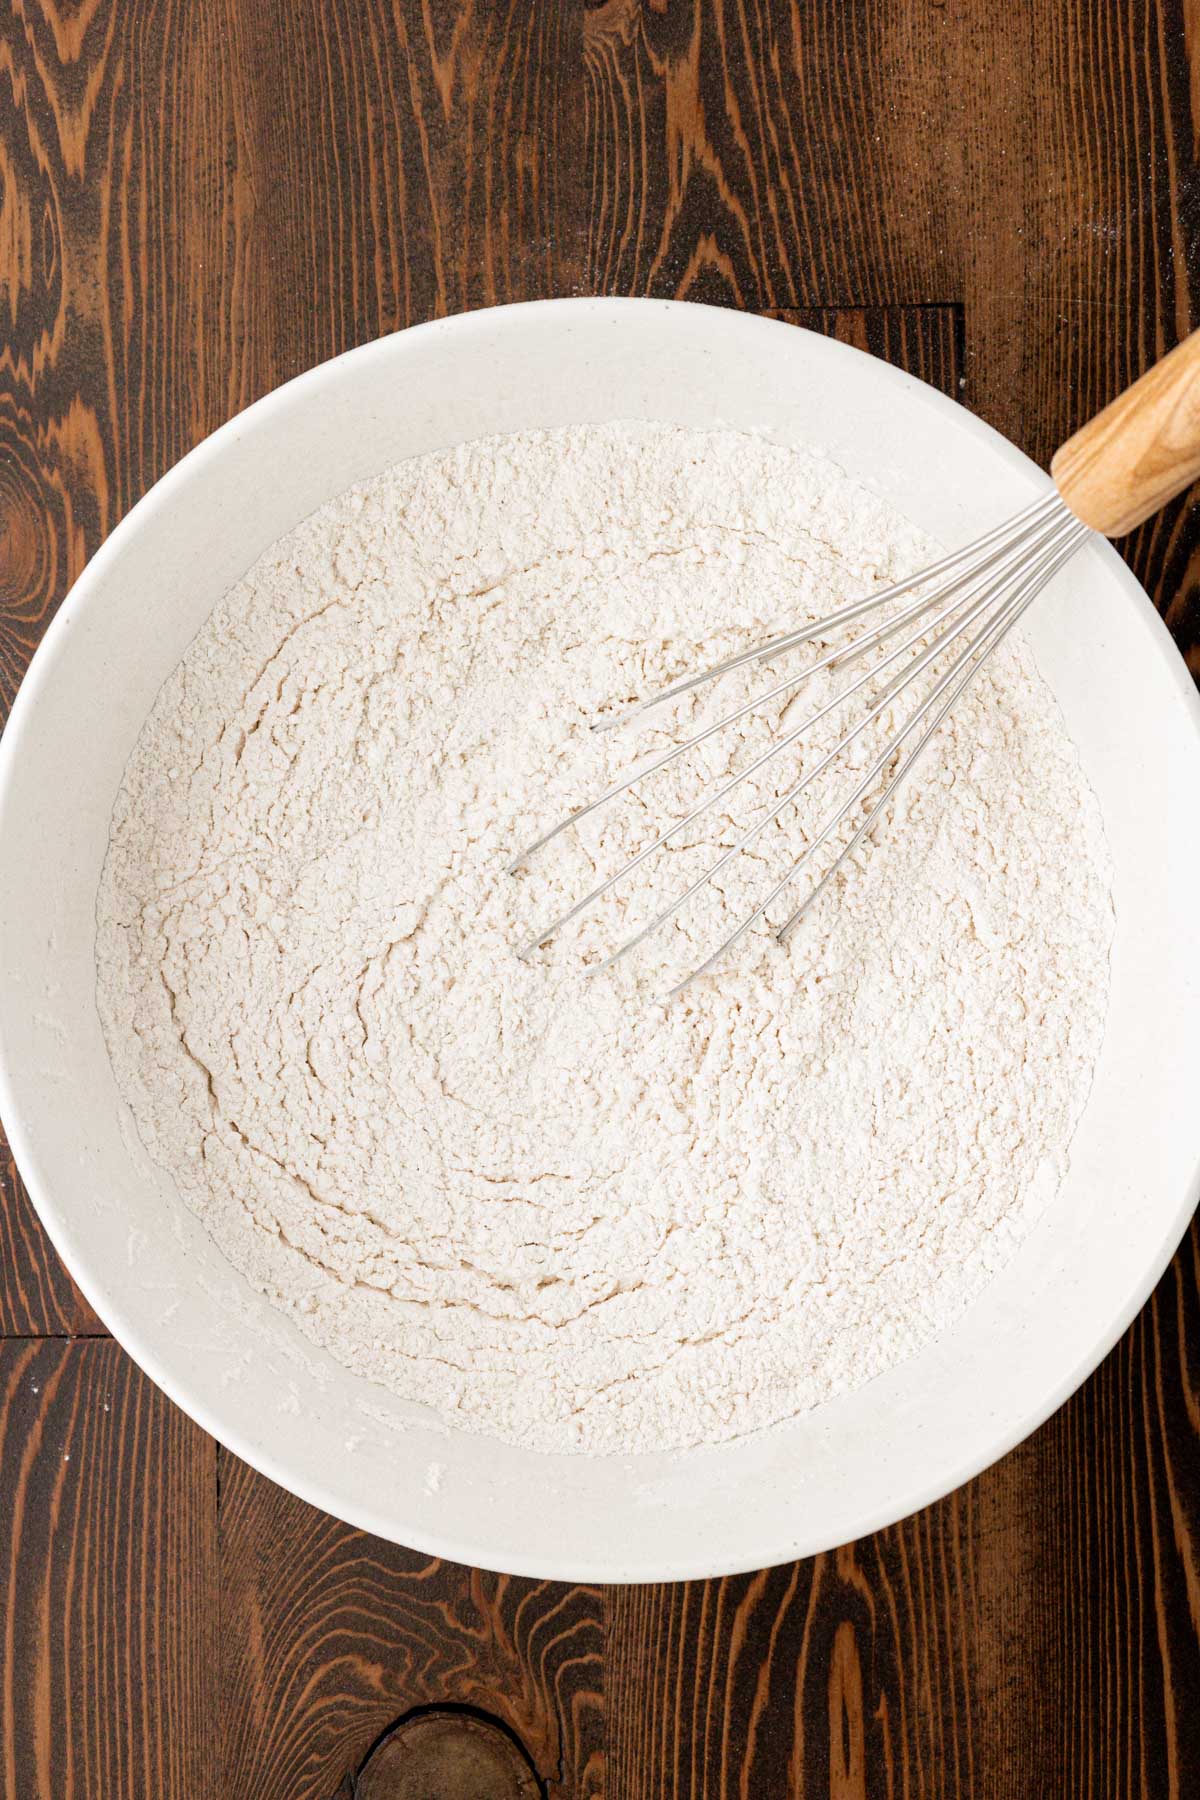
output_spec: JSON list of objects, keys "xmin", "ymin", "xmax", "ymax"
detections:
[{"xmin": 2, "ymin": 299, "xmax": 1199, "ymax": 1581}]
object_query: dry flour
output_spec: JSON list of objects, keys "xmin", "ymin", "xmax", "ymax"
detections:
[{"xmin": 96, "ymin": 422, "xmax": 1112, "ymax": 1455}]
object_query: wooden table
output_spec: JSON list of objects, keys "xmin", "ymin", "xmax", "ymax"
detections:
[{"xmin": 1, "ymin": 4, "xmax": 1197, "ymax": 1795}]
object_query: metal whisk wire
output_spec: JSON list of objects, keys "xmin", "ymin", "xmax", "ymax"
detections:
[
  {"xmin": 504, "ymin": 325, "xmax": 1200, "ymax": 993},
  {"xmin": 507, "ymin": 492, "xmax": 1067, "ymax": 881},
  {"xmin": 508, "ymin": 489, "xmax": 1089, "ymax": 988},
  {"xmin": 674, "ymin": 516, "xmax": 1090, "ymax": 996},
  {"xmin": 588, "ymin": 489, "xmax": 1066, "ymax": 736},
  {"xmin": 611, "ymin": 507, "xmax": 1086, "ymax": 993}
]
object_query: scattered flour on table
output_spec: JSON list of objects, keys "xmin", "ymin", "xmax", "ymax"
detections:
[{"xmin": 96, "ymin": 423, "xmax": 1113, "ymax": 1455}]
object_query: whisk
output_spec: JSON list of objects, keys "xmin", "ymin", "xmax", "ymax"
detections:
[{"xmin": 509, "ymin": 329, "xmax": 1200, "ymax": 995}]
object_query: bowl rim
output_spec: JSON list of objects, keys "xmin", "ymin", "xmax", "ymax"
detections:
[{"xmin": 2, "ymin": 295, "xmax": 1199, "ymax": 1581}]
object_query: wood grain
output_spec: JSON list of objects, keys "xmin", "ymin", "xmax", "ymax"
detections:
[
  {"xmin": 955, "ymin": 0, "xmax": 1200, "ymax": 669},
  {"xmin": 0, "ymin": 1337, "xmax": 218, "ymax": 1800},
  {"xmin": 0, "ymin": 1131, "xmax": 100, "ymax": 1337},
  {"xmin": 216, "ymin": 1453, "xmax": 605, "ymax": 1800},
  {"xmin": 582, "ymin": 0, "xmax": 956, "ymax": 309},
  {"xmin": 1051, "ymin": 326, "xmax": 1200, "ymax": 535}
]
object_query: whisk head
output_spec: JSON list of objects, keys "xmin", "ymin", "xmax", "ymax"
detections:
[{"xmin": 507, "ymin": 488, "xmax": 1091, "ymax": 997}]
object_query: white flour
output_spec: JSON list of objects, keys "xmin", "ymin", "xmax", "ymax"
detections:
[{"xmin": 96, "ymin": 422, "xmax": 1112, "ymax": 1455}]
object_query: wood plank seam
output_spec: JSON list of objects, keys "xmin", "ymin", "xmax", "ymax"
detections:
[{"xmin": 0, "ymin": 1330, "xmax": 110, "ymax": 1341}]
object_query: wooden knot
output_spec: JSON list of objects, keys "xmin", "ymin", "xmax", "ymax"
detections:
[
  {"xmin": 0, "ymin": 439, "xmax": 55, "ymax": 611},
  {"xmin": 348, "ymin": 1708, "xmax": 542, "ymax": 1800}
]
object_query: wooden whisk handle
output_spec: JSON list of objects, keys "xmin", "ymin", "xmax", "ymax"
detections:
[{"xmin": 1050, "ymin": 327, "xmax": 1200, "ymax": 536}]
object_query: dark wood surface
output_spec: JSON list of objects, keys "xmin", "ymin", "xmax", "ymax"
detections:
[{"xmin": 0, "ymin": 2, "xmax": 1197, "ymax": 1794}]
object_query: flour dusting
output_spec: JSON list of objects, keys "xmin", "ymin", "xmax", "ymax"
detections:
[{"xmin": 96, "ymin": 423, "xmax": 1112, "ymax": 1455}]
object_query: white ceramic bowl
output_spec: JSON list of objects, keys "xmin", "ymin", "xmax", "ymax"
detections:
[{"xmin": 1, "ymin": 299, "xmax": 1198, "ymax": 1581}]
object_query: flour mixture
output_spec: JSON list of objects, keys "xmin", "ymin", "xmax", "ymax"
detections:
[{"xmin": 96, "ymin": 423, "xmax": 1112, "ymax": 1455}]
